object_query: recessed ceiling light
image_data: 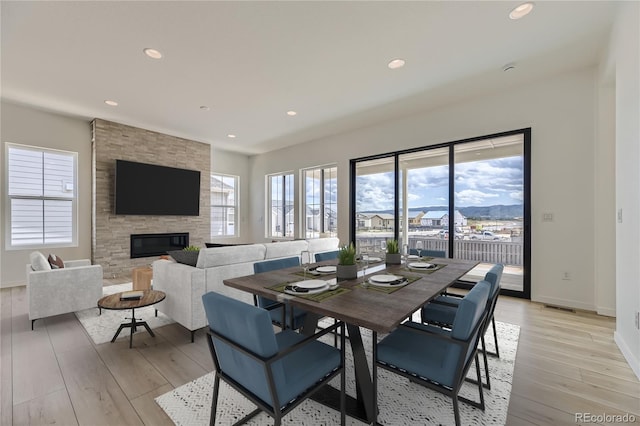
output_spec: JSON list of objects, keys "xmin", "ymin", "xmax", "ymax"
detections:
[
  {"xmin": 388, "ymin": 58, "xmax": 406, "ymax": 69},
  {"xmin": 104, "ymin": 100, "xmax": 118, "ymax": 106},
  {"xmin": 199, "ymin": 106, "xmax": 210, "ymax": 111},
  {"xmin": 227, "ymin": 134, "xmax": 236, "ymax": 138},
  {"xmin": 287, "ymin": 110, "xmax": 297, "ymax": 116},
  {"xmin": 509, "ymin": 2, "xmax": 534, "ymax": 20},
  {"xmin": 143, "ymin": 48, "xmax": 163, "ymax": 59}
]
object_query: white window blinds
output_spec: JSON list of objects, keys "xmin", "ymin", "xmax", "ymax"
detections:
[{"xmin": 7, "ymin": 144, "xmax": 76, "ymax": 247}]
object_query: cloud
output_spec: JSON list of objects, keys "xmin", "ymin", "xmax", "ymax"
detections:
[
  {"xmin": 455, "ymin": 189, "xmax": 499, "ymax": 205},
  {"xmin": 509, "ymin": 191, "xmax": 524, "ymax": 201}
]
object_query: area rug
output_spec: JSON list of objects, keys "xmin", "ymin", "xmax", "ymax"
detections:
[
  {"xmin": 75, "ymin": 283, "xmax": 174, "ymax": 345},
  {"xmin": 156, "ymin": 320, "xmax": 519, "ymax": 425}
]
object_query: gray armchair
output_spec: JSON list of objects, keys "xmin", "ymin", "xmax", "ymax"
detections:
[{"xmin": 27, "ymin": 252, "xmax": 103, "ymax": 330}]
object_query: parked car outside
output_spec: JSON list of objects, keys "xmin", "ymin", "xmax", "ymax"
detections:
[{"xmin": 470, "ymin": 230, "xmax": 504, "ymax": 240}]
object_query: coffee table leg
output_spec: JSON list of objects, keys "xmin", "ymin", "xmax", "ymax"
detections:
[
  {"xmin": 129, "ymin": 308, "xmax": 136, "ymax": 348},
  {"xmin": 111, "ymin": 323, "xmax": 127, "ymax": 343},
  {"xmin": 141, "ymin": 321, "xmax": 155, "ymax": 337}
]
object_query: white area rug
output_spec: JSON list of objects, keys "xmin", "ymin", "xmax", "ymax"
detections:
[
  {"xmin": 75, "ymin": 283, "xmax": 174, "ymax": 345},
  {"xmin": 156, "ymin": 320, "xmax": 519, "ymax": 425}
]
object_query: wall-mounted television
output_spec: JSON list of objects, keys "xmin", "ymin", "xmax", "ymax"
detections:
[{"xmin": 114, "ymin": 160, "xmax": 200, "ymax": 216}]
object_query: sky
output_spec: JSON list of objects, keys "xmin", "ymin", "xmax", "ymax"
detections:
[{"xmin": 356, "ymin": 156, "xmax": 524, "ymax": 212}]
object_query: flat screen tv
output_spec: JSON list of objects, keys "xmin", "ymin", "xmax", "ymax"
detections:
[{"xmin": 114, "ymin": 160, "xmax": 200, "ymax": 216}]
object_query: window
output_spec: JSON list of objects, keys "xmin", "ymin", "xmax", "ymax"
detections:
[
  {"xmin": 6, "ymin": 143, "xmax": 77, "ymax": 248},
  {"xmin": 303, "ymin": 165, "xmax": 337, "ymax": 238},
  {"xmin": 210, "ymin": 173, "xmax": 238, "ymax": 238},
  {"xmin": 267, "ymin": 172, "xmax": 294, "ymax": 238},
  {"xmin": 351, "ymin": 129, "xmax": 530, "ymax": 299}
]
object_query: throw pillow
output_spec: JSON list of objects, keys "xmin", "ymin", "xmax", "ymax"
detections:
[
  {"xmin": 29, "ymin": 251, "xmax": 51, "ymax": 271},
  {"xmin": 48, "ymin": 254, "xmax": 65, "ymax": 269}
]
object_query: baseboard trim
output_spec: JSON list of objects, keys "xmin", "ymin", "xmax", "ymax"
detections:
[
  {"xmin": 533, "ymin": 296, "xmax": 595, "ymax": 312},
  {"xmin": 596, "ymin": 306, "xmax": 616, "ymax": 317},
  {"xmin": 614, "ymin": 331, "xmax": 640, "ymax": 380}
]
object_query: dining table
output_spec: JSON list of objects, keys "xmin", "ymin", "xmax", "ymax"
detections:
[{"xmin": 223, "ymin": 256, "xmax": 479, "ymax": 424}]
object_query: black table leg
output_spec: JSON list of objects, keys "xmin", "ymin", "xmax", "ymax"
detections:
[
  {"xmin": 301, "ymin": 314, "xmax": 376, "ymax": 424},
  {"xmin": 107, "ymin": 307, "xmax": 157, "ymax": 348}
]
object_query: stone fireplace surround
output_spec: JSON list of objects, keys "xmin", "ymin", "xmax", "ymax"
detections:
[{"xmin": 92, "ymin": 119, "xmax": 210, "ymax": 278}]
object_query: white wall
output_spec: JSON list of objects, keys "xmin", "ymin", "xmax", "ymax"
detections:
[
  {"xmin": 1, "ymin": 101, "xmax": 93, "ymax": 287},
  {"xmin": 248, "ymin": 67, "xmax": 609, "ymax": 313},
  {"xmin": 610, "ymin": 1, "xmax": 640, "ymax": 379}
]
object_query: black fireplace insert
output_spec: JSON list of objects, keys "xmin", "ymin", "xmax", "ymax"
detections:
[{"xmin": 130, "ymin": 232, "xmax": 189, "ymax": 258}]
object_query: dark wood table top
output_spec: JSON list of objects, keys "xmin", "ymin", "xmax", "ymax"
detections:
[
  {"xmin": 97, "ymin": 289, "xmax": 166, "ymax": 310},
  {"xmin": 224, "ymin": 258, "xmax": 478, "ymax": 334}
]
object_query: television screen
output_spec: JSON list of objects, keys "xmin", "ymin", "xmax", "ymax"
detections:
[{"xmin": 114, "ymin": 160, "xmax": 200, "ymax": 216}]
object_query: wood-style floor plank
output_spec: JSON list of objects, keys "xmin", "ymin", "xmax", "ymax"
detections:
[
  {"xmin": 1, "ymin": 282, "xmax": 639, "ymax": 426},
  {"xmin": 0, "ymin": 288, "xmax": 13, "ymax": 426},
  {"xmin": 12, "ymin": 389, "xmax": 78, "ymax": 426},
  {"xmin": 56, "ymin": 346, "xmax": 144, "ymax": 426}
]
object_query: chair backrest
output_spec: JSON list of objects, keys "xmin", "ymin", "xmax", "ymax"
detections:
[
  {"xmin": 451, "ymin": 280, "xmax": 491, "ymax": 341},
  {"xmin": 254, "ymin": 256, "xmax": 300, "ymax": 274},
  {"xmin": 202, "ymin": 291, "xmax": 284, "ymax": 406},
  {"xmin": 315, "ymin": 250, "xmax": 339, "ymax": 262},
  {"xmin": 409, "ymin": 248, "xmax": 446, "ymax": 258},
  {"xmin": 253, "ymin": 256, "xmax": 300, "ymax": 308},
  {"xmin": 484, "ymin": 263, "xmax": 504, "ymax": 298}
]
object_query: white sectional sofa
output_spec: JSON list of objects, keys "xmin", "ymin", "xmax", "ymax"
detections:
[{"xmin": 152, "ymin": 238, "xmax": 340, "ymax": 341}]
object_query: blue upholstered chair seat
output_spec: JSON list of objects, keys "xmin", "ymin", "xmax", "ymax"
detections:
[
  {"xmin": 269, "ymin": 306, "xmax": 308, "ymax": 330},
  {"xmin": 275, "ymin": 330, "xmax": 341, "ymax": 405},
  {"xmin": 378, "ymin": 323, "xmax": 461, "ymax": 387}
]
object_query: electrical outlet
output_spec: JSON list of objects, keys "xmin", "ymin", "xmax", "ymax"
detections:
[
  {"xmin": 562, "ymin": 272, "xmax": 571, "ymax": 280},
  {"xmin": 542, "ymin": 212, "xmax": 554, "ymax": 222}
]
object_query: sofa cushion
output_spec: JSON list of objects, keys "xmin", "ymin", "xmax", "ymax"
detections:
[
  {"xmin": 263, "ymin": 240, "xmax": 309, "ymax": 260},
  {"xmin": 306, "ymin": 237, "xmax": 340, "ymax": 254},
  {"xmin": 48, "ymin": 254, "xmax": 65, "ymax": 269},
  {"xmin": 196, "ymin": 244, "xmax": 266, "ymax": 268},
  {"xmin": 30, "ymin": 251, "xmax": 51, "ymax": 271}
]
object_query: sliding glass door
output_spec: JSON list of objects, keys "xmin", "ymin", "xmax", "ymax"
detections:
[{"xmin": 351, "ymin": 129, "xmax": 530, "ymax": 298}]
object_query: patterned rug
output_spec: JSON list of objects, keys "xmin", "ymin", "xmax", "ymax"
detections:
[
  {"xmin": 156, "ymin": 320, "xmax": 519, "ymax": 425},
  {"xmin": 74, "ymin": 283, "xmax": 174, "ymax": 345}
]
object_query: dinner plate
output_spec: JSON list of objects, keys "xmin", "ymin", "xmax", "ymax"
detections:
[
  {"xmin": 365, "ymin": 256, "xmax": 383, "ymax": 263},
  {"xmin": 295, "ymin": 279, "xmax": 328, "ymax": 289},
  {"xmin": 367, "ymin": 278, "xmax": 407, "ymax": 287},
  {"xmin": 284, "ymin": 284, "xmax": 329, "ymax": 295},
  {"xmin": 315, "ymin": 266, "xmax": 337, "ymax": 274},
  {"xmin": 408, "ymin": 262, "xmax": 436, "ymax": 269},
  {"xmin": 369, "ymin": 274, "xmax": 403, "ymax": 283},
  {"xmin": 408, "ymin": 254, "xmax": 420, "ymax": 260}
]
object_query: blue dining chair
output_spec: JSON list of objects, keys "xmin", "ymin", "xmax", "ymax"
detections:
[
  {"xmin": 420, "ymin": 263, "xmax": 504, "ymax": 388},
  {"xmin": 253, "ymin": 257, "xmax": 307, "ymax": 330},
  {"xmin": 315, "ymin": 250, "xmax": 339, "ymax": 262},
  {"xmin": 375, "ymin": 280, "xmax": 491, "ymax": 426},
  {"xmin": 202, "ymin": 292, "xmax": 346, "ymax": 425},
  {"xmin": 409, "ymin": 248, "xmax": 446, "ymax": 258}
]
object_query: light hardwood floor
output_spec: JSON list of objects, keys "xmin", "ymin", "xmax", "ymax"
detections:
[{"xmin": 1, "ymin": 282, "xmax": 638, "ymax": 425}]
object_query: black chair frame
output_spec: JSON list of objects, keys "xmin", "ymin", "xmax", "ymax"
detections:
[
  {"xmin": 206, "ymin": 320, "xmax": 346, "ymax": 426},
  {"xmin": 374, "ymin": 309, "xmax": 488, "ymax": 426}
]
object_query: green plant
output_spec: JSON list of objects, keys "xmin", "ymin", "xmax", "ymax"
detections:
[
  {"xmin": 386, "ymin": 239, "xmax": 399, "ymax": 254},
  {"xmin": 183, "ymin": 245, "xmax": 200, "ymax": 252},
  {"xmin": 337, "ymin": 242, "xmax": 356, "ymax": 265}
]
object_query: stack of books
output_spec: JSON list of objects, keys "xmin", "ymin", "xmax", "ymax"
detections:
[{"xmin": 120, "ymin": 290, "xmax": 144, "ymax": 301}]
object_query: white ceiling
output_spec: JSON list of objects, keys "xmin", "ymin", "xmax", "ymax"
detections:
[{"xmin": 1, "ymin": 1, "xmax": 617, "ymax": 155}]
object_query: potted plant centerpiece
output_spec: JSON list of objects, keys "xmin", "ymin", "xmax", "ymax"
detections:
[
  {"xmin": 336, "ymin": 242, "xmax": 358, "ymax": 280},
  {"xmin": 385, "ymin": 239, "xmax": 401, "ymax": 265}
]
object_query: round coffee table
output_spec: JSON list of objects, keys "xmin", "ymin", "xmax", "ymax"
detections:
[{"xmin": 97, "ymin": 289, "xmax": 166, "ymax": 348}]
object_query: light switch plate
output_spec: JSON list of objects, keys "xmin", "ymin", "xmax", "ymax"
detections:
[{"xmin": 542, "ymin": 212, "xmax": 554, "ymax": 222}]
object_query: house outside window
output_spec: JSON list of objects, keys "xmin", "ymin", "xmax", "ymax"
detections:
[
  {"xmin": 267, "ymin": 172, "xmax": 294, "ymax": 238},
  {"xmin": 6, "ymin": 143, "xmax": 77, "ymax": 249},
  {"xmin": 211, "ymin": 173, "xmax": 238, "ymax": 238},
  {"xmin": 303, "ymin": 165, "xmax": 337, "ymax": 238}
]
